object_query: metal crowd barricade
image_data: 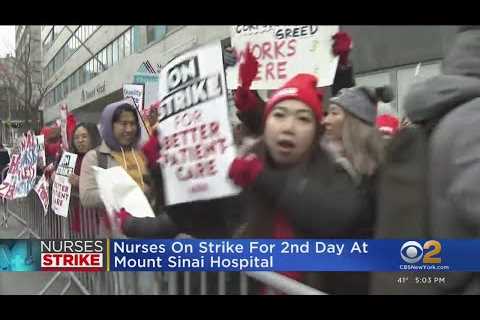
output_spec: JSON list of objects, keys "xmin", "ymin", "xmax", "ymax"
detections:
[
  {"xmin": 2, "ymin": 186, "xmax": 326, "ymax": 295},
  {"xmin": 1, "ymin": 166, "xmax": 9, "ymax": 228}
]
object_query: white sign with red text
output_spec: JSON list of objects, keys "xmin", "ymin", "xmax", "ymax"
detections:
[
  {"xmin": 52, "ymin": 152, "xmax": 77, "ymax": 217},
  {"xmin": 158, "ymin": 41, "xmax": 240, "ymax": 206},
  {"xmin": 226, "ymin": 25, "xmax": 339, "ymax": 90},
  {"xmin": 34, "ymin": 164, "xmax": 53, "ymax": 216},
  {"xmin": 0, "ymin": 131, "xmax": 38, "ymax": 200}
]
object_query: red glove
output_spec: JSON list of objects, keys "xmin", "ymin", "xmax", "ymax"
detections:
[
  {"xmin": 234, "ymin": 44, "xmax": 260, "ymax": 113},
  {"xmin": 332, "ymin": 32, "xmax": 353, "ymax": 66},
  {"xmin": 66, "ymin": 112, "xmax": 77, "ymax": 148},
  {"xmin": 142, "ymin": 128, "xmax": 161, "ymax": 169},
  {"xmin": 228, "ymin": 154, "xmax": 264, "ymax": 188},
  {"xmin": 234, "ymin": 86, "xmax": 260, "ymax": 113},
  {"xmin": 114, "ymin": 208, "xmax": 133, "ymax": 233}
]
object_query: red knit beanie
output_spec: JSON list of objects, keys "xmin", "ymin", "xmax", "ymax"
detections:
[
  {"xmin": 264, "ymin": 74, "xmax": 323, "ymax": 123},
  {"xmin": 376, "ymin": 114, "xmax": 399, "ymax": 135}
]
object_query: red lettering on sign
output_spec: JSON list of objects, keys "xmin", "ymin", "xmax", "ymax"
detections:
[
  {"xmin": 175, "ymin": 159, "xmax": 218, "ymax": 181},
  {"xmin": 277, "ymin": 61, "xmax": 287, "ymax": 80},
  {"xmin": 262, "ymin": 42, "xmax": 273, "ymax": 60},
  {"xmin": 287, "ymin": 39, "xmax": 297, "ymax": 56},
  {"xmin": 265, "ymin": 62, "xmax": 275, "ymax": 80}
]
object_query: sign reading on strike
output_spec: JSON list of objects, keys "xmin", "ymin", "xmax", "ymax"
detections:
[{"xmin": 157, "ymin": 41, "xmax": 240, "ymax": 206}]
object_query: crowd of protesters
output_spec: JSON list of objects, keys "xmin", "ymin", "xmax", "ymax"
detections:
[{"xmin": 4, "ymin": 26, "xmax": 480, "ymax": 295}]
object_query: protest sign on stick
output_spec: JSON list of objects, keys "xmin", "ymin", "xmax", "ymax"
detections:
[
  {"xmin": 157, "ymin": 41, "xmax": 240, "ymax": 206},
  {"xmin": 123, "ymin": 83, "xmax": 145, "ymax": 113},
  {"xmin": 51, "ymin": 152, "xmax": 77, "ymax": 217},
  {"xmin": 0, "ymin": 131, "xmax": 38, "ymax": 200},
  {"xmin": 123, "ymin": 84, "xmax": 151, "ymax": 138},
  {"xmin": 34, "ymin": 163, "xmax": 53, "ymax": 215}
]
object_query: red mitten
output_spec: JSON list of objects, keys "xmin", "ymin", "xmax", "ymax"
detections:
[
  {"xmin": 114, "ymin": 208, "xmax": 133, "ymax": 233},
  {"xmin": 239, "ymin": 44, "xmax": 259, "ymax": 89},
  {"xmin": 228, "ymin": 154, "xmax": 264, "ymax": 188},
  {"xmin": 332, "ymin": 32, "xmax": 353, "ymax": 66},
  {"xmin": 66, "ymin": 112, "xmax": 77, "ymax": 148},
  {"xmin": 234, "ymin": 45, "xmax": 260, "ymax": 113},
  {"xmin": 45, "ymin": 141, "xmax": 61, "ymax": 159},
  {"xmin": 234, "ymin": 86, "xmax": 260, "ymax": 113},
  {"xmin": 142, "ymin": 129, "xmax": 161, "ymax": 169}
]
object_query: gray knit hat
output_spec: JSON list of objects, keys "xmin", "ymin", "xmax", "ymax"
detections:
[{"xmin": 329, "ymin": 86, "xmax": 394, "ymax": 125}]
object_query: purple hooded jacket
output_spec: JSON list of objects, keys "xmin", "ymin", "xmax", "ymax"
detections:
[{"xmin": 99, "ymin": 99, "xmax": 142, "ymax": 151}]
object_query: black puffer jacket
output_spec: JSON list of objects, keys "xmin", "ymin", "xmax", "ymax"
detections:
[{"xmin": 237, "ymin": 141, "xmax": 375, "ymax": 295}]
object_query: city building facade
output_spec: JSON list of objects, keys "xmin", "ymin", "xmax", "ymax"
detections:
[{"xmin": 41, "ymin": 25, "xmax": 458, "ymax": 124}]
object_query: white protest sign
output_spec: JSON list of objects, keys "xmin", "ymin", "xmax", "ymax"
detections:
[
  {"xmin": 0, "ymin": 132, "xmax": 38, "ymax": 200},
  {"xmin": 34, "ymin": 164, "xmax": 53, "ymax": 216},
  {"xmin": 226, "ymin": 25, "xmax": 339, "ymax": 90},
  {"xmin": 51, "ymin": 152, "xmax": 77, "ymax": 217},
  {"xmin": 60, "ymin": 104, "xmax": 69, "ymax": 150},
  {"xmin": 158, "ymin": 41, "xmax": 240, "ymax": 206},
  {"xmin": 35, "ymin": 135, "xmax": 46, "ymax": 168},
  {"xmin": 0, "ymin": 156, "xmax": 16, "ymax": 200},
  {"xmin": 93, "ymin": 166, "xmax": 155, "ymax": 219},
  {"xmin": 123, "ymin": 83, "xmax": 151, "ymax": 137},
  {"xmin": 123, "ymin": 83, "xmax": 145, "ymax": 113}
]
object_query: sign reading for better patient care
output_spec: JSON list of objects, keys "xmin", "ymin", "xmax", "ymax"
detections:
[
  {"xmin": 157, "ymin": 41, "xmax": 240, "ymax": 206},
  {"xmin": 52, "ymin": 152, "xmax": 77, "ymax": 217}
]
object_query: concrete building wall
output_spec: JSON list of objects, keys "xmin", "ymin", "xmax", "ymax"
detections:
[
  {"xmin": 42, "ymin": 25, "xmax": 459, "ymax": 123},
  {"xmin": 344, "ymin": 25, "xmax": 458, "ymax": 73},
  {"xmin": 43, "ymin": 25, "xmax": 230, "ymax": 123}
]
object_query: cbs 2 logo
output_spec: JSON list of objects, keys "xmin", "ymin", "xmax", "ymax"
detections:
[{"xmin": 400, "ymin": 240, "xmax": 442, "ymax": 264}]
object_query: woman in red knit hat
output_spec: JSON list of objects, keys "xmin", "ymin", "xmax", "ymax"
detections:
[
  {"xmin": 227, "ymin": 72, "xmax": 372, "ymax": 294},
  {"xmin": 376, "ymin": 114, "xmax": 400, "ymax": 140}
]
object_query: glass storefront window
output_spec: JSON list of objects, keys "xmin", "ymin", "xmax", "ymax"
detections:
[
  {"xmin": 146, "ymin": 25, "xmax": 167, "ymax": 44},
  {"xmin": 63, "ymin": 79, "xmax": 69, "ymax": 97},
  {"xmin": 101, "ymin": 49, "xmax": 107, "ymax": 70},
  {"xmin": 356, "ymin": 71, "xmax": 395, "ymax": 116},
  {"xmin": 124, "ymin": 29, "xmax": 131, "ymax": 56},
  {"xmin": 112, "ymin": 39, "xmax": 119, "ymax": 65},
  {"xmin": 396, "ymin": 62, "xmax": 440, "ymax": 117},
  {"xmin": 118, "ymin": 34, "xmax": 125, "ymax": 60}
]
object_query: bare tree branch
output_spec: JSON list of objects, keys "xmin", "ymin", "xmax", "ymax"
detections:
[{"xmin": 0, "ymin": 26, "xmax": 45, "ymax": 131}]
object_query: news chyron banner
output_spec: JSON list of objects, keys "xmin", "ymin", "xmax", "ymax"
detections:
[
  {"xmin": 0, "ymin": 240, "xmax": 105, "ymax": 272},
  {"xmin": 2, "ymin": 239, "xmax": 480, "ymax": 273}
]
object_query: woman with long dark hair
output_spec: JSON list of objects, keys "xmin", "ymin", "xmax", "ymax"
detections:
[{"xmin": 68, "ymin": 122, "xmax": 101, "ymax": 234}]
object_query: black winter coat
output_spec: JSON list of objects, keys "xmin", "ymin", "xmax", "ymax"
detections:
[{"xmin": 237, "ymin": 141, "xmax": 375, "ymax": 295}]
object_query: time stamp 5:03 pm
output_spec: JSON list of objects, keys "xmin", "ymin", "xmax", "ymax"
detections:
[{"xmin": 397, "ymin": 276, "xmax": 447, "ymax": 285}]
